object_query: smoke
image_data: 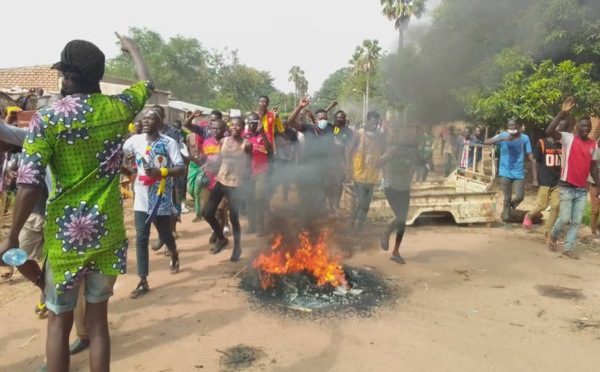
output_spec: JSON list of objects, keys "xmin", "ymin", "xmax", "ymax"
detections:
[{"xmin": 383, "ymin": 0, "xmax": 600, "ymax": 125}]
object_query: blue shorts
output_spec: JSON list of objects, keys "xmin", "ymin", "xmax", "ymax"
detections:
[{"xmin": 44, "ymin": 261, "xmax": 117, "ymax": 315}]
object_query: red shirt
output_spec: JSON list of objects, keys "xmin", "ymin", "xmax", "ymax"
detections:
[
  {"xmin": 249, "ymin": 135, "xmax": 268, "ymax": 175},
  {"xmin": 559, "ymin": 132, "xmax": 599, "ymax": 188}
]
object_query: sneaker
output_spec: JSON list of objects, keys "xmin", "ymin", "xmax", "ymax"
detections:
[{"xmin": 562, "ymin": 250, "xmax": 580, "ymax": 260}]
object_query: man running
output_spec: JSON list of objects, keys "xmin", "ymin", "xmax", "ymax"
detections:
[{"xmin": 523, "ymin": 120, "xmax": 568, "ymax": 239}]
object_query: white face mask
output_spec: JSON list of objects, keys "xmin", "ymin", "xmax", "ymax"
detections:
[
  {"xmin": 508, "ymin": 129, "xmax": 518, "ymax": 135},
  {"xmin": 317, "ymin": 120, "xmax": 328, "ymax": 130}
]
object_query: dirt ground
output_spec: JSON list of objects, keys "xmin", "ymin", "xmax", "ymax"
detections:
[{"xmin": 2, "ymin": 188, "xmax": 600, "ymax": 372}]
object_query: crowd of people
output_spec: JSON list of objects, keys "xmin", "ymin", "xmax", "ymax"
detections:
[{"xmin": 0, "ymin": 34, "xmax": 598, "ymax": 372}]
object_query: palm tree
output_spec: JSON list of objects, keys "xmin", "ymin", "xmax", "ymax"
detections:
[
  {"xmin": 380, "ymin": 0, "xmax": 427, "ymax": 50},
  {"xmin": 349, "ymin": 40, "xmax": 382, "ymax": 114},
  {"xmin": 288, "ymin": 66, "xmax": 306, "ymax": 107}
]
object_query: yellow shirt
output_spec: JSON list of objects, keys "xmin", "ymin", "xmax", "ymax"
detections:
[{"xmin": 353, "ymin": 129, "xmax": 381, "ymax": 185}]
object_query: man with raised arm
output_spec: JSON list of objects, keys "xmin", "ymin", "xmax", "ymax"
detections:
[
  {"xmin": 546, "ymin": 98, "xmax": 600, "ymax": 258},
  {"xmin": 0, "ymin": 33, "xmax": 153, "ymax": 371}
]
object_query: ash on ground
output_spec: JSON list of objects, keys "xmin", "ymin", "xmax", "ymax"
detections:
[{"xmin": 239, "ymin": 266, "xmax": 395, "ymax": 317}]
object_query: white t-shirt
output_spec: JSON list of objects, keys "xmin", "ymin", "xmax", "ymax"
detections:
[{"xmin": 123, "ymin": 134, "xmax": 184, "ymax": 215}]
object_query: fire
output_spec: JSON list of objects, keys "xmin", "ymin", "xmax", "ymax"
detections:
[{"xmin": 252, "ymin": 231, "xmax": 347, "ymax": 290}]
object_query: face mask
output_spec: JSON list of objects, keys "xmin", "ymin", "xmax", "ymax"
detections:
[
  {"xmin": 508, "ymin": 129, "xmax": 518, "ymax": 135},
  {"xmin": 317, "ymin": 120, "xmax": 328, "ymax": 130}
]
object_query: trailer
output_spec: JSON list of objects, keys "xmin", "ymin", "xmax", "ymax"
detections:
[{"xmin": 343, "ymin": 143, "xmax": 498, "ymax": 226}]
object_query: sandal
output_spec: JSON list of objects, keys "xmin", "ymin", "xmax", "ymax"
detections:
[
  {"xmin": 562, "ymin": 250, "xmax": 580, "ymax": 260},
  {"xmin": 522, "ymin": 214, "xmax": 532, "ymax": 230},
  {"xmin": 1, "ymin": 266, "xmax": 15, "ymax": 280},
  {"xmin": 130, "ymin": 282, "xmax": 149, "ymax": 299},
  {"xmin": 391, "ymin": 256, "xmax": 406, "ymax": 264},
  {"xmin": 210, "ymin": 238, "xmax": 229, "ymax": 255},
  {"xmin": 170, "ymin": 254, "xmax": 180, "ymax": 274},
  {"xmin": 380, "ymin": 234, "xmax": 390, "ymax": 251},
  {"xmin": 548, "ymin": 238, "xmax": 558, "ymax": 252}
]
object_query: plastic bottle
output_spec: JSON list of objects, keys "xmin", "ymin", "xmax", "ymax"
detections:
[{"xmin": 2, "ymin": 248, "xmax": 27, "ymax": 266}]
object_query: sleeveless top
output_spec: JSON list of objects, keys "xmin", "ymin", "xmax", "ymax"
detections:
[
  {"xmin": 217, "ymin": 136, "xmax": 248, "ymax": 187},
  {"xmin": 353, "ymin": 129, "xmax": 381, "ymax": 185}
]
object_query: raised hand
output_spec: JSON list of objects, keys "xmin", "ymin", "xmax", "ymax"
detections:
[
  {"xmin": 562, "ymin": 97, "xmax": 576, "ymax": 113},
  {"xmin": 299, "ymin": 98, "xmax": 310, "ymax": 108},
  {"xmin": 192, "ymin": 110, "xmax": 203, "ymax": 118},
  {"xmin": 115, "ymin": 32, "xmax": 138, "ymax": 54}
]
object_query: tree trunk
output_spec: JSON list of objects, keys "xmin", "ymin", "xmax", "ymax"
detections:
[
  {"xmin": 399, "ymin": 27, "xmax": 404, "ymax": 51},
  {"xmin": 366, "ymin": 74, "xmax": 370, "ymax": 116}
]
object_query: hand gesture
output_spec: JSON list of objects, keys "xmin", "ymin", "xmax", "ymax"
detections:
[
  {"xmin": 115, "ymin": 32, "xmax": 138, "ymax": 54},
  {"xmin": 562, "ymin": 97, "xmax": 575, "ymax": 113},
  {"xmin": 192, "ymin": 110, "xmax": 203, "ymax": 118},
  {"xmin": 305, "ymin": 110, "xmax": 315, "ymax": 122},
  {"xmin": 299, "ymin": 97, "xmax": 310, "ymax": 109},
  {"xmin": 145, "ymin": 167, "xmax": 162, "ymax": 179},
  {"xmin": 272, "ymin": 105, "xmax": 279, "ymax": 113},
  {"xmin": 329, "ymin": 100, "xmax": 338, "ymax": 108}
]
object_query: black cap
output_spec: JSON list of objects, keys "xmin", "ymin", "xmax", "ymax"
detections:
[{"xmin": 52, "ymin": 40, "xmax": 105, "ymax": 83}]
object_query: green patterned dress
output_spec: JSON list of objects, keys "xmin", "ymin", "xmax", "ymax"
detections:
[{"xmin": 19, "ymin": 81, "xmax": 154, "ymax": 293}]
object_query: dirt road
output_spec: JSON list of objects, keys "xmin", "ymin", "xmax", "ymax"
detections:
[{"xmin": 1, "ymin": 199, "xmax": 600, "ymax": 372}]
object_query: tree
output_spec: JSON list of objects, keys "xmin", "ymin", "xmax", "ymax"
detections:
[
  {"xmin": 378, "ymin": 0, "xmax": 600, "ymax": 125},
  {"xmin": 106, "ymin": 28, "xmax": 279, "ymax": 112},
  {"xmin": 210, "ymin": 49, "xmax": 278, "ymax": 112},
  {"xmin": 288, "ymin": 66, "xmax": 308, "ymax": 106},
  {"xmin": 349, "ymin": 40, "xmax": 383, "ymax": 114},
  {"xmin": 465, "ymin": 60, "xmax": 600, "ymax": 130},
  {"xmin": 380, "ymin": 0, "xmax": 427, "ymax": 50},
  {"xmin": 316, "ymin": 68, "xmax": 351, "ymax": 104},
  {"xmin": 106, "ymin": 28, "xmax": 213, "ymax": 105}
]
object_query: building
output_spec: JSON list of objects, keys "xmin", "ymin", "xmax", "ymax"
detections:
[{"xmin": 0, "ymin": 65, "xmax": 214, "ymax": 124}]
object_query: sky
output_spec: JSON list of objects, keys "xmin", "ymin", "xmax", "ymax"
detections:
[{"xmin": 3, "ymin": 0, "xmax": 440, "ymax": 95}]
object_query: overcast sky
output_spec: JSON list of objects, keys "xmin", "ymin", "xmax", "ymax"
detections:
[{"xmin": 3, "ymin": 0, "xmax": 440, "ymax": 95}]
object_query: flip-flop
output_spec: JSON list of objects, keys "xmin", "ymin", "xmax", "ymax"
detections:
[
  {"xmin": 35, "ymin": 301, "xmax": 48, "ymax": 319},
  {"xmin": 380, "ymin": 235, "xmax": 390, "ymax": 251},
  {"xmin": 391, "ymin": 256, "xmax": 406, "ymax": 264},
  {"xmin": 210, "ymin": 238, "xmax": 229, "ymax": 255}
]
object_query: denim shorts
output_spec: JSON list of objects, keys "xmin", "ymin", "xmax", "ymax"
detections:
[{"xmin": 44, "ymin": 260, "xmax": 117, "ymax": 315}]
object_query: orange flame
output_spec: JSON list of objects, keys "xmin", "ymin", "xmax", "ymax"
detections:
[{"xmin": 252, "ymin": 231, "xmax": 347, "ymax": 290}]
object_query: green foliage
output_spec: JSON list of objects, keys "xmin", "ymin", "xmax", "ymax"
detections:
[
  {"xmin": 376, "ymin": 0, "xmax": 600, "ymax": 127},
  {"xmin": 106, "ymin": 27, "xmax": 280, "ymax": 113},
  {"xmin": 466, "ymin": 60, "xmax": 600, "ymax": 128},
  {"xmin": 315, "ymin": 68, "xmax": 351, "ymax": 104}
]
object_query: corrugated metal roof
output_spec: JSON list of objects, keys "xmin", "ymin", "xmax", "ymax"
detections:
[{"xmin": 168, "ymin": 100, "xmax": 214, "ymax": 113}]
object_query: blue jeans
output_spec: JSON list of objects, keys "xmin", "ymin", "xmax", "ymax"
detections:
[{"xmin": 551, "ymin": 186, "xmax": 588, "ymax": 251}]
